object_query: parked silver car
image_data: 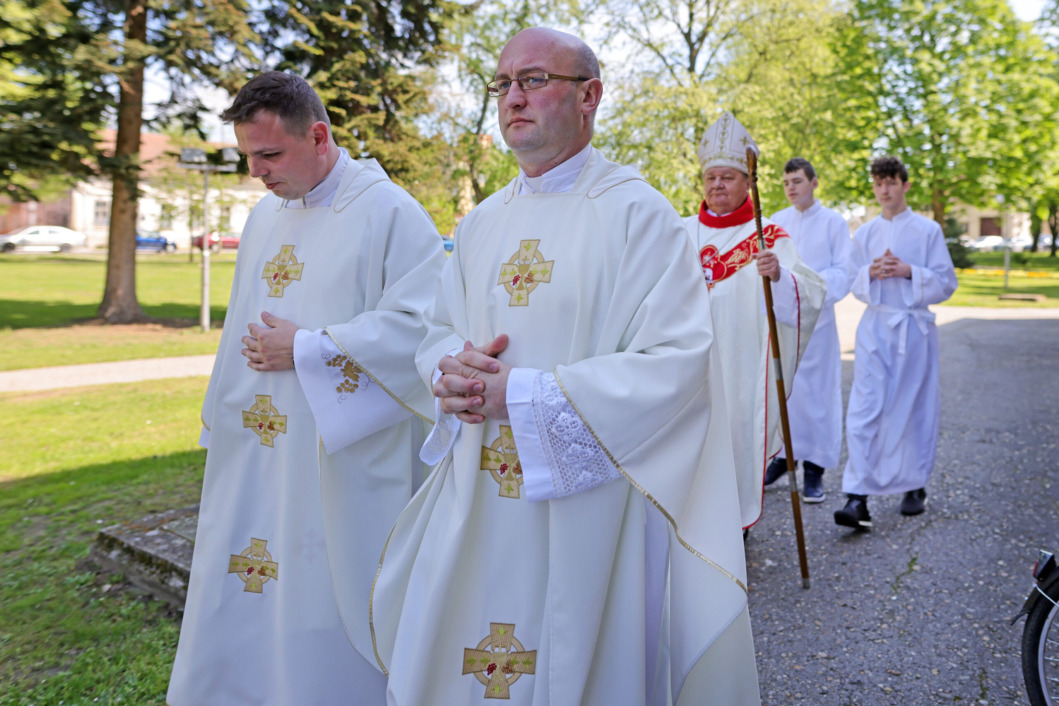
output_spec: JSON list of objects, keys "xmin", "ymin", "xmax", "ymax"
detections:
[{"xmin": 0, "ymin": 225, "xmax": 88, "ymax": 253}]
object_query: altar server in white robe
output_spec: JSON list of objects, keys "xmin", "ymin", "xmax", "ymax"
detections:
[
  {"xmin": 834, "ymin": 155, "xmax": 957, "ymax": 530},
  {"xmin": 167, "ymin": 71, "xmax": 446, "ymax": 705},
  {"xmin": 766, "ymin": 157, "xmax": 851, "ymax": 503},
  {"xmin": 682, "ymin": 112, "xmax": 825, "ymax": 530},
  {"xmin": 369, "ymin": 28, "xmax": 759, "ymax": 705}
]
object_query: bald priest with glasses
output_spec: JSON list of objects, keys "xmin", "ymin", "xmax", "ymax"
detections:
[{"xmin": 364, "ymin": 26, "xmax": 759, "ymax": 706}]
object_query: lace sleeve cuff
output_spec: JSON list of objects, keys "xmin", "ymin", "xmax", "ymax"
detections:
[{"xmin": 508, "ymin": 370, "xmax": 621, "ymax": 502}]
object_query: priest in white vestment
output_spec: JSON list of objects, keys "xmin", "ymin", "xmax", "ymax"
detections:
[
  {"xmin": 167, "ymin": 72, "xmax": 445, "ymax": 705},
  {"xmin": 767, "ymin": 158, "xmax": 851, "ymax": 503},
  {"xmin": 834, "ymin": 155, "xmax": 957, "ymax": 530},
  {"xmin": 369, "ymin": 28, "xmax": 759, "ymax": 705},
  {"xmin": 682, "ymin": 112, "xmax": 825, "ymax": 530}
]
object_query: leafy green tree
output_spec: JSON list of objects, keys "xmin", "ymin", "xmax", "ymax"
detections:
[
  {"xmin": 2, "ymin": 0, "xmax": 257, "ymax": 323},
  {"xmin": 259, "ymin": 0, "xmax": 455, "ymax": 179},
  {"xmin": 425, "ymin": 0, "xmax": 580, "ymax": 217},
  {"xmin": 830, "ymin": 0, "xmax": 1059, "ymax": 229},
  {"xmin": 98, "ymin": 0, "xmax": 257, "ymax": 323},
  {"xmin": 1028, "ymin": 0, "xmax": 1059, "ymax": 256},
  {"xmin": 717, "ymin": 0, "xmax": 858, "ymax": 212},
  {"xmin": 0, "ymin": 0, "xmax": 112, "ymax": 202},
  {"xmin": 594, "ymin": 0, "xmax": 845, "ymax": 216}
]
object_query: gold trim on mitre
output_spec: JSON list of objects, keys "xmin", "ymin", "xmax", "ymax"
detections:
[{"xmin": 697, "ymin": 111, "xmax": 759, "ymax": 175}]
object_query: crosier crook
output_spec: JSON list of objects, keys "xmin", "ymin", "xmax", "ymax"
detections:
[{"xmin": 747, "ymin": 147, "xmax": 811, "ymax": 589}]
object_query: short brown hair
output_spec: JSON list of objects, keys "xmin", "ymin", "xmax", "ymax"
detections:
[
  {"xmin": 221, "ymin": 71, "xmax": 330, "ymax": 136},
  {"xmin": 870, "ymin": 155, "xmax": 908, "ymax": 183},
  {"xmin": 784, "ymin": 157, "xmax": 816, "ymax": 180}
]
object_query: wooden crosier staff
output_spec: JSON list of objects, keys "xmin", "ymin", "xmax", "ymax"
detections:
[{"xmin": 746, "ymin": 146, "xmax": 810, "ymax": 589}]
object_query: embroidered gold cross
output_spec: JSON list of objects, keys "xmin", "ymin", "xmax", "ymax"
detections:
[
  {"xmin": 481, "ymin": 426, "xmax": 523, "ymax": 499},
  {"xmin": 227, "ymin": 537, "xmax": 278, "ymax": 594},
  {"xmin": 462, "ymin": 623, "xmax": 537, "ymax": 699},
  {"xmin": 262, "ymin": 244, "xmax": 304, "ymax": 297},
  {"xmin": 326, "ymin": 354, "xmax": 364, "ymax": 396},
  {"xmin": 497, "ymin": 239, "xmax": 553, "ymax": 306},
  {"xmin": 242, "ymin": 394, "xmax": 288, "ymax": 447}
]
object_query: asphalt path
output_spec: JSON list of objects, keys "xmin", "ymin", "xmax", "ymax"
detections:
[
  {"xmin": 749, "ymin": 303, "xmax": 1059, "ymax": 705},
  {"xmin": 2, "ymin": 298, "xmax": 1058, "ymax": 704}
]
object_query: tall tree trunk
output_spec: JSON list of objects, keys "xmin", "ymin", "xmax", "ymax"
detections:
[
  {"xmin": 931, "ymin": 183, "xmax": 946, "ymax": 230},
  {"xmin": 1048, "ymin": 202, "xmax": 1058, "ymax": 258},
  {"xmin": 98, "ymin": 0, "xmax": 148, "ymax": 323}
]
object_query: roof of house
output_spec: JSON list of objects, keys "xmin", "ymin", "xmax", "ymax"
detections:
[{"xmin": 98, "ymin": 130, "xmax": 239, "ymax": 179}]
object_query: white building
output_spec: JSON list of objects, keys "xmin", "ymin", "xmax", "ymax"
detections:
[{"xmin": 1, "ymin": 131, "xmax": 266, "ymax": 250}]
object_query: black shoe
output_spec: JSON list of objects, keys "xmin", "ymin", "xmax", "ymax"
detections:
[
  {"xmin": 900, "ymin": 488, "xmax": 927, "ymax": 516},
  {"xmin": 764, "ymin": 458, "xmax": 788, "ymax": 486},
  {"xmin": 802, "ymin": 462, "xmax": 825, "ymax": 503},
  {"xmin": 834, "ymin": 495, "xmax": 872, "ymax": 530}
]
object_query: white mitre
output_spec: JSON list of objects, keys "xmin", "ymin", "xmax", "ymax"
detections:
[{"xmin": 697, "ymin": 111, "xmax": 760, "ymax": 175}]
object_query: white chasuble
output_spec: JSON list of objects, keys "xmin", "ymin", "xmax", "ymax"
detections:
[
  {"xmin": 371, "ymin": 149, "xmax": 759, "ymax": 706},
  {"xmin": 770, "ymin": 201, "xmax": 852, "ymax": 468},
  {"xmin": 842, "ymin": 209, "xmax": 957, "ymax": 495},
  {"xmin": 167, "ymin": 159, "xmax": 445, "ymax": 706},
  {"xmin": 684, "ymin": 199, "xmax": 825, "ymax": 528}
]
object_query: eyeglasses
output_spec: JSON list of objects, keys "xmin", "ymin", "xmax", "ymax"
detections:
[{"xmin": 487, "ymin": 71, "xmax": 590, "ymax": 98}]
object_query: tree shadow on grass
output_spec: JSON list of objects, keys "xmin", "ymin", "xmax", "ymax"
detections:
[
  {"xmin": 0, "ymin": 449, "xmax": 205, "ymax": 701},
  {"xmin": 0, "ymin": 299, "xmax": 228, "ymax": 330},
  {"xmin": 0, "ymin": 449, "xmax": 206, "ymax": 549}
]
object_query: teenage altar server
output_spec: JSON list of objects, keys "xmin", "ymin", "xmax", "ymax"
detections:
[
  {"xmin": 368, "ymin": 28, "xmax": 759, "ymax": 705},
  {"xmin": 765, "ymin": 157, "xmax": 851, "ymax": 503},
  {"xmin": 167, "ymin": 71, "xmax": 445, "ymax": 705},
  {"xmin": 834, "ymin": 155, "xmax": 957, "ymax": 530},
  {"xmin": 683, "ymin": 112, "xmax": 825, "ymax": 530}
]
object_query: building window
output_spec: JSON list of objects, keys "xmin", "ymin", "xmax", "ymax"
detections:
[{"xmin": 94, "ymin": 200, "xmax": 110, "ymax": 227}]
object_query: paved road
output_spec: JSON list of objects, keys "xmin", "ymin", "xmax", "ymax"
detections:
[
  {"xmin": 3, "ymin": 299, "xmax": 1058, "ymax": 704},
  {"xmin": 750, "ymin": 305, "xmax": 1059, "ymax": 704},
  {"xmin": 0, "ymin": 354, "xmax": 216, "ymax": 393}
]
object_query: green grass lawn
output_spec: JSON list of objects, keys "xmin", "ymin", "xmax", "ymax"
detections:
[
  {"xmin": 0, "ymin": 378, "xmax": 207, "ymax": 705},
  {"xmin": 947, "ymin": 251, "xmax": 1059, "ymax": 307},
  {"xmin": 0, "ymin": 253, "xmax": 234, "ymax": 370}
]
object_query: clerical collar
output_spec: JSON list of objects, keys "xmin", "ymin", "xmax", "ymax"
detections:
[
  {"xmin": 285, "ymin": 148, "xmax": 350, "ymax": 210},
  {"xmin": 516, "ymin": 144, "xmax": 592, "ymax": 195},
  {"xmin": 698, "ymin": 196, "xmax": 754, "ymax": 228}
]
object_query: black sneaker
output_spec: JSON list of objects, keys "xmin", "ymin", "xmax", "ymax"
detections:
[
  {"xmin": 900, "ymin": 488, "xmax": 927, "ymax": 516},
  {"xmin": 834, "ymin": 495, "xmax": 872, "ymax": 530},
  {"xmin": 802, "ymin": 462, "xmax": 825, "ymax": 503},
  {"xmin": 764, "ymin": 458, "xmax": 788, "ymax": 486}
]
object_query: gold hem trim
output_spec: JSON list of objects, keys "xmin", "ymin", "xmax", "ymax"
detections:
[
  {"xmin": 324, "ymin": 328, "xmax": 431, "ymax": 424},
  {"xmin": 368, "ymin": 517, "xmax": 398, "ymax": 677}
]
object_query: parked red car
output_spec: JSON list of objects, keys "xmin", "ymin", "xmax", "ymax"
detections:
[{"xmin": 191, "ymin": 230, "xmax": 241, "ymax": 252}]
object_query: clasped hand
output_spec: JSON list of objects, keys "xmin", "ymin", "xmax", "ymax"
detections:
[
  {"xmin": 434, "ymin": 334, "xmax": 511, "ymax": 424},
  {"xmin": 242, "ymin": 311, "xmax": 299, "ymax": 371},
  {"xmin": 869, "ymin": 249, "xmax": 912, "ymax": 280}
]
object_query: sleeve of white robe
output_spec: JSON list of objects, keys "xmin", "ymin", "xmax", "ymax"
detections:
[
  {"xmin": 417, "ymin": 245, "xmax": 474, "ymax": 464},
  {"xmin": 821, "ymin": 215, "xmax": 852, "ymax": 305},
  {"xmin": 294, "ymin": 328, "xmax": 414, "ymax": 454},
  {"xmin": 763, "ymin": 266, "xmax": 799, "ymax": 326},
  {"xmin": 848, "ymin": 224, "xmax": 876, "ymax": 304},
  {"xmin": 903, "ymin": 221, "xmax": 958, "ymax": 307},
  {"xmin": 318, "ymin": 182, "xmax": 447, "ymax": 435},
  {"xmin": 507, "ymin": 368, "xmax": 621, "ymax": 502}
]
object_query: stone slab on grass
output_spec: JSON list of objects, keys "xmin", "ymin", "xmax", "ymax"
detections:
[{"xmin": 91, "ymin": 505, "xmax": 198, "ymax": 609}]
